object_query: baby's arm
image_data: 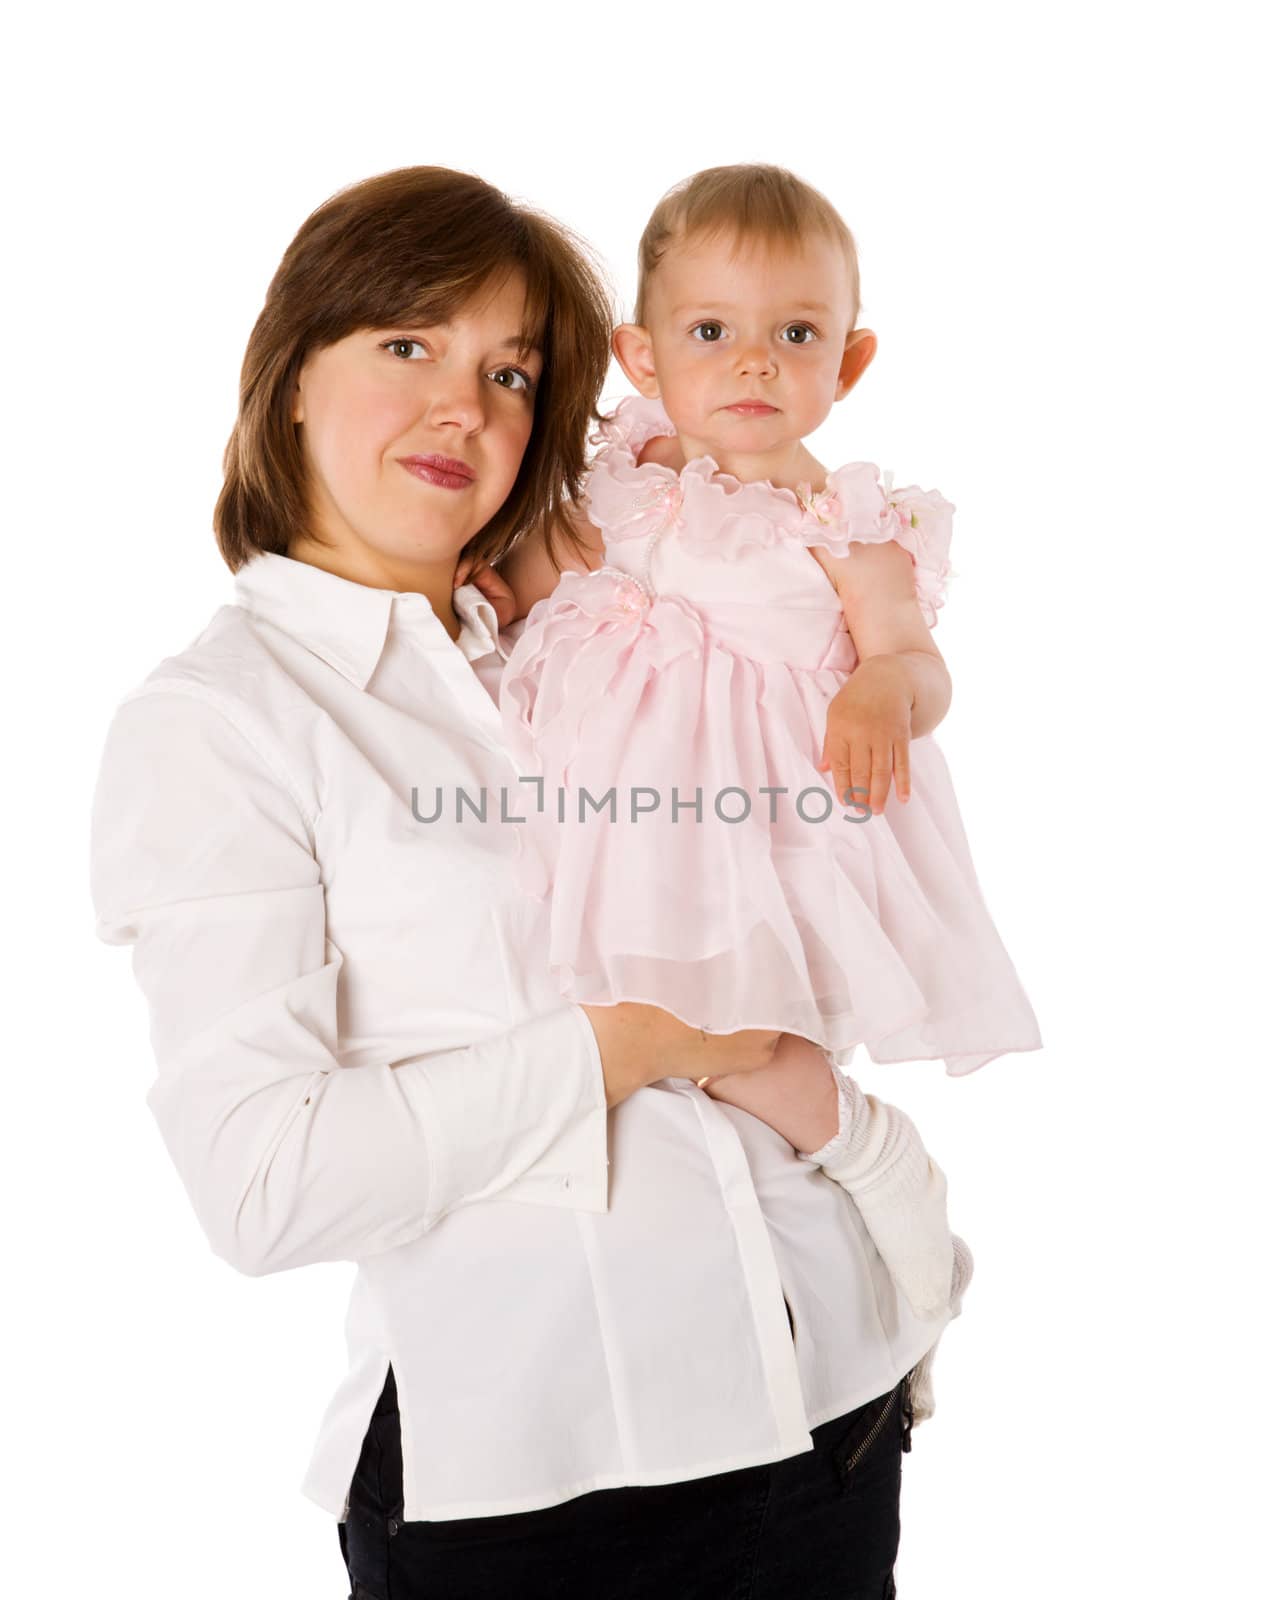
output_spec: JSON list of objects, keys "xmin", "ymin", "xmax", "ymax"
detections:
[
  {"xmin": 811, "ymin": 542, "xmax": 952, "ymax": 815},
  {"xmin": 496, "ymin": 428, "xmax": 679, "ymax": 619},
  {"xmin": 495, "ymin": 502, "xmax": 606, "ymax": 621}
]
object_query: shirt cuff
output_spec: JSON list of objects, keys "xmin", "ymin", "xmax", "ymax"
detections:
[{"xmin": 403, "ymin": 1005, "xmax": 610, "ymax": 1220}]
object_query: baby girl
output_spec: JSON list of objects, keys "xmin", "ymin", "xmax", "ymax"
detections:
[{"xmin": 460, "ymin": 165, "xmax": 1041, "ymax": 1396}]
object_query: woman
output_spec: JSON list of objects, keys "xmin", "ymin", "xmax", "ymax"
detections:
[{"xmin": 89, "ymin": 167, "xmax": 948, "ymax": 1599}]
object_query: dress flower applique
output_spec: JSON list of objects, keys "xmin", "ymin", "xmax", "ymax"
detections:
[
  {"xmin": 880, "ymin": 470, "xmax": 957, "ymax": 626},
  {"xmin": 796, "ymin": 481, "xmax": 843, "ymax": 527},
  {"xmin": 601, "ymin": 474, "xmax": 685, "ymax": 544},
  {"xmin": 882, "ymin": 469, "xmax": 916, "ymax": 531},
  {"xmin": 610, "ymin": 577, "xmax": 650, "ymax": 619},
  {"xmin": 591, "ymin": 565, "xmax": 652, "ymax": 623},
  {"xmin": 630, "ymin": 478, "xmax": 684, "ymax": 525},
  {"xmin": 790, "ymin": 463, "xmax": 893, "ymax": 558}
]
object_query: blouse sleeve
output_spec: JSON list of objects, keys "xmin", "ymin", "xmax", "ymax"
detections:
[{"xmin": 89, "ymin": 689, "xmax": 610, "ymax": 1279}]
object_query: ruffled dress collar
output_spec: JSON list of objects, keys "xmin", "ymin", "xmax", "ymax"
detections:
[{"xmin": 582, "ymin": 395, "xmax": 956, "ymax": 627}]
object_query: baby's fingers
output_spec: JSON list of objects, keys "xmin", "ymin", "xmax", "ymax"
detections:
[
  {"xmin": 467, "ymin": 563, "xmax": 518, "ymax": 628},
  {"xmin": 826, "ymin": 740, "xmax": 907, "ymax": 818},
  {"xmin": 454, "ymin": 556, "xmax": 518, "ymax": 628},
  {"xmin": 819, "ymin": 739, "xmax": 862, "ymax": 821},
  {"xmin": 844, "ymin": 743, "xmax": 880, "ymax": 817},
  {"xmin": 893, "ymin": 737, "xmax": 910, "ymax": 803},
  {"xmin": 863, "ymin": 740, "xmax": 914, "ymax": 814}
]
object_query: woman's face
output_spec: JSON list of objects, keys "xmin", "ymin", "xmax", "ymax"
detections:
[{"xmin": 290, "ymin": 271, "xmax": 543, "ymax": 580}]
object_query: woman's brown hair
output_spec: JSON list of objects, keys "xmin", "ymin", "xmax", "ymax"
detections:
[{"xmin": 214, "ymin": 166, "xmax": 614, "ymax": 573}]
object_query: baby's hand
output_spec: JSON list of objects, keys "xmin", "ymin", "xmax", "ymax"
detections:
[
  {"xmin": 636, "ymin": 432, "xmax": 686, "ymax": 472},
  {"xmin": 453, "ymin": 553, "xmax": 519, "ymax": 629},
  {"xmin": 819, "ymin": 657, "xmax": 915, "ymax": 816}
]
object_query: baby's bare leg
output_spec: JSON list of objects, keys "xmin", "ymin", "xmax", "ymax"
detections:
[
  {"xmin": 699, "ymin": 1033, "xmax": 839, "ymax": 1153},
  {"xmin": 703, "ymin": 1038, "xmax": 959, "ymax": 1322}
]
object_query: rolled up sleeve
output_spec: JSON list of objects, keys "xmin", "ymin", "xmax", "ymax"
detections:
[{"xmin": 89, "ymin": 688, "xmax": 609, "ymax": 1279}]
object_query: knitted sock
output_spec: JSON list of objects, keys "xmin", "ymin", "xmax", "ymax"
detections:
[
  {"xmin": 907, "ymin": 1232, "xmax": 975, "ymax": 1425},
  {"xmin": 797, "ymin": 1066, "xmax": 956, "ymax": 1321}
]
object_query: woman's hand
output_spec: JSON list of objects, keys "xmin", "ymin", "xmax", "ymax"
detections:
[
  {"xmin": 453, "ymin": 552, "xmax": 519, "ymax": 629},
  {"xmin": 579, "ymin": 1002, "xmax": 783, "ymax": 1109},
  {"xmin": 819, "ymin": 655, "xmax": 916, "ymax": 817},
  {"xmin": 697, "ymin": 1034, "xmax": 840, "ymax": 1154}
]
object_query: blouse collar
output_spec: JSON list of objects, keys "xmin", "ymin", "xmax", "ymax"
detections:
[{"xmin": 233, "ymin": 551, "xmax": 504, "ymax": 690}]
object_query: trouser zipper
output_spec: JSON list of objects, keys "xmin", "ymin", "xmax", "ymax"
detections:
[{"xmin": 842, "ymin": 1379, "xmax": 902, "ymax": 1479}]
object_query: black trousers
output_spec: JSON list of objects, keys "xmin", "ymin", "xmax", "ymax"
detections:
[{"xmin": 337, "ymin": 1362, "xmax": 914, "ymax": 1599}]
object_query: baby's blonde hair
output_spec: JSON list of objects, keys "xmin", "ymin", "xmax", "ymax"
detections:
[{"xmin": 632, "ymin": 163, "xmax": 861, "ymax": 329}]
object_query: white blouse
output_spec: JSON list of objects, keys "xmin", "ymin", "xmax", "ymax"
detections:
[{"xmin": 89, "ymin": 550, "xmax": 948, "ymax": 1522}]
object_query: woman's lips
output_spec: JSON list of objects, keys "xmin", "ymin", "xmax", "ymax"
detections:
[{"xmin": 399, "ymin": 454, "xmax": 476, "ymax": 490}]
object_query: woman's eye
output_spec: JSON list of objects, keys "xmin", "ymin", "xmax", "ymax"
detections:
[
  {"xmin": 490, "ymin": 367, "xmax": 535, "ymax": 394},
  {"xmin": 385, "ymin": 338, "xmax": 427, "ymax": 360},
  {"xmin": 690, "ymin": 322, "xmax": 725, "ymax": 343},
  {"xmin": 781, "ymin": 324, "xmax": 817, "ymax": 345}
]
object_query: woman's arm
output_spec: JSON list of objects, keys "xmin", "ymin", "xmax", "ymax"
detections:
[
  {"xmin": 90, "ymin": 689, "xmax": 620, "ymax": 1279},
  {"xmin": 91, "ymin": 690, "xmax": 781, "ymax": 1279}
]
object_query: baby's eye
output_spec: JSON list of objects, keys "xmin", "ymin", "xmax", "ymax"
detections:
[
  {"xmin": 690, "ymin": 322, "xmax": 725, "ymax": 343},
  {"xmin": 490, "ymin": 366, "xmax": 536, "ymax": 394},
  {"xmin": 384, "ymin": 338, "xmax": 428, "ymax": 360},
  {"xmin": 780, "ymin": 324, "xmax": 818, "ymax": 345}
]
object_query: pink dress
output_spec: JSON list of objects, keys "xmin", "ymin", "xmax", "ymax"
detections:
[{"xmin": 499, "ymin": 395, "xmax": 1042, "ymax": 1075}]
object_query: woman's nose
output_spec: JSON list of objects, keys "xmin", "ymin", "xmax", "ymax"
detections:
[{"xmin": 426, "ymin": 372, "xmax": 486, "ymax": 432}]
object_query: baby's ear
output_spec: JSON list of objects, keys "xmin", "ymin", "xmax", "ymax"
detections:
[
  {"xmin": 612, "ymin": 323, "xmax": 660, "ymax": 398},
  {"xmin": 835, "ymin": 327, "xmax": 878, "ymax": 400}
]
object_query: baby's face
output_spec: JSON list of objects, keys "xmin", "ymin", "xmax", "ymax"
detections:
[{"xmin": 641, "ymin": 229, "xmax": 857, "ymax": 457}]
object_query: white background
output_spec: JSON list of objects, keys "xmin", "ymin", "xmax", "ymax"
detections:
[{"xmin": 5, "ymin": 1, "xmax": 1270, "ymax": 1594}]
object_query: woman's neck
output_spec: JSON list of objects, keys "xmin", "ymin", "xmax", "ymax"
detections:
[{"xmin": 286, "ymin": 534, "xmax": 462, "ymax": 643}]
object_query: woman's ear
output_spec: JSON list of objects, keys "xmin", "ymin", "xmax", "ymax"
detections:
[
  {"xmin": 835, "ymin": 328, "xmax": 877, "ymax": 401},
  {"xmin": 612, "ymin": 324, "xmax": 660, "ymax": 398},
  {"xmin": 291, "ymin": 376, "xmax": 305, "ymax": 425}
]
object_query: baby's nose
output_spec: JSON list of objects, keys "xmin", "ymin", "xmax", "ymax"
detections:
[{"xmin": 736, "ymin": 344, "xmax": 777, "ymax": 375}]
